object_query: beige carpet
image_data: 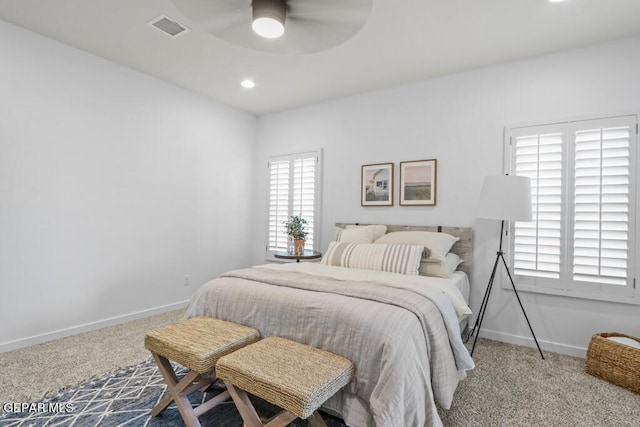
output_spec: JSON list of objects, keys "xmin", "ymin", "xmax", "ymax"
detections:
[
  {"xmin": 1, "ymin": 311, "xmax": 638, "ymax": 426},
  {"xmin": 0, "ymin": 309, "xmax": 183, "ymax": 408},
  {"xmin": 439, "ymin": 339, "xmax": 640, "ymax": 426}
]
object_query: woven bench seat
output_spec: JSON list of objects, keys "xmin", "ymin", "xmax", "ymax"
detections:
[
  {"xmin": 217, "ymin": 336, "xmax": 354, "ymax": 427},
  {"xmin": 144, "ymin": 317, "xmax": 260, "ymax": 427}
]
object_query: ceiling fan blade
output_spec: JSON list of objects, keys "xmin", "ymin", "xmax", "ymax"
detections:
[
  {"xmin": 286, "ymin": 19, "xmax": 361, "ymax": 49},
  {"xmin": 289, "ymin": 0, "xmax": 371, "ymax": 20},
  {"xmin": 170, "ymin": 0, "xmax": 250, "ymax": 26},
  {"xmin": 289, "ymin": 12, "xmax": 369, "ymax": 29},
  {"xmin": 290, "ymin": 0, "xmax": 371, "ymax": 9},
  {"xmin": 287, "ymin": 0, "xmax": 372, "ymax": 37},
  {"xmin": 199, "ymin": 9, "xmax": 250, "ymax": 34},
  {"xmin": 169, "ymin": 0, "xmax": 373, "ymax": 54}
]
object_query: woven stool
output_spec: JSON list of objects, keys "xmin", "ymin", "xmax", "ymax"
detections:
[
  {"xmin": 217, "ymin": 336, "xmax": 354, "ymax": 427},
  {"xmin": 144, "ymin": 317, "xmax": 260, "ymax": 427}
]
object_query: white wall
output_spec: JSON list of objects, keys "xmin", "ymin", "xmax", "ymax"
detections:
[
  {"xmin": 2, "ymin": 17, "xmax": 638, "ymax": 357},
  {"xmin": 0, "ymin": 20, "xmax": 257, "ymax": 351},
  {"xmin": 252, "ymin": 36, "xmax": 640, "ymax": 357}
]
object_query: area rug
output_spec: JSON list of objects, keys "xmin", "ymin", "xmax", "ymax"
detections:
[{"xmin": 0, "ymin": 359, "xmax": 347, "ymax": 426}]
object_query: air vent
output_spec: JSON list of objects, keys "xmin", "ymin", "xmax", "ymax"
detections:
[{"xmin": 149, "ymin": 15, "xmax": 189, "ymax": 37}]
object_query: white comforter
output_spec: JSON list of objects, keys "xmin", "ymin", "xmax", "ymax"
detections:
[{"xmin": 184, "ymin": 264, "xmax": 474, "ymax": 427}]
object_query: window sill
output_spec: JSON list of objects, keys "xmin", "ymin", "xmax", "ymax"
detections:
[{"xmin": 504, "ymin": 282, "xmax": 640, "ymax": 305}]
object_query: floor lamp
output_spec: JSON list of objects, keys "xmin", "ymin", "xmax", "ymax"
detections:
[{"xmin": 467, "ymin": 175, "xmax": 545, "ymax": 359}]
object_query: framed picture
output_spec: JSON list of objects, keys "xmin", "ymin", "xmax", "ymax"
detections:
[
  {"xmin": 361, "ymin": 163, "xmax": 394, "ymax": 206},
  {"xmin": 399, "ymin": 159, "xmax": 437, "ymax": 206}
]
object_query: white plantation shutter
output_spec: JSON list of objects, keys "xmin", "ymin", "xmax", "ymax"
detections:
[
  {"xmin": 507, "ymin": 115, "xmax": 636, "ymax": 302},
  {"xmin": 513, "ymin": 131, "xmax": 563, "ymax": 280},
  {"xmin": 268, "ymin": 159, "xmax": 290, "ymax": 251},
  {"xmin": 267, "ymin": 150, "xmax": 322, "ymax": 254},
  {"xmin": 571, "ymin": 121, "xmax": 633, "ymax": 287},
  {"xmin": 292, "ymin": 157, "xmax": 316, "ymax": 250}
]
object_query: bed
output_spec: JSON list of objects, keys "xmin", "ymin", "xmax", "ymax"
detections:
[{"xmin": 184, "ymin": 223, "xmax": 474, "ymax": 427}]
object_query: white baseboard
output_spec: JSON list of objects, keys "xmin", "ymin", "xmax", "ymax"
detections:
[
  {"xmin": 0, "ymin": 301, "xmax": 189, "ymax": 353},
  {"xmin": 478, "ymin": 328, "xmax": 587, "ymax": 358}
]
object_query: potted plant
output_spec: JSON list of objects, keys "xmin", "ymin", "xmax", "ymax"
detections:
[{"xmin": 284, "ymin": 215, "xmax": 308, "ymax": 255}]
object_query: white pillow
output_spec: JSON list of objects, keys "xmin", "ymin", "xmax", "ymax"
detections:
[
  {"xmin": 345, "ymin": 224, "xmax": 388, "ymax": 241},
  {"xmin": 322, "ymin": 241, "xmax": 422, "ymax": 275},
  {"xmin": 420, "ymin": 253, "xmax": 463, "ymax": 278},
  {"xmin": 374, "ymin": 231, "xmax": 459, "ymax": 261},
  {"xmin": 335, "ymin": 226, "xmax": 376, "ymax": 243}
]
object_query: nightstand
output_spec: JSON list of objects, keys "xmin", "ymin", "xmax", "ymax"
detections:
[{"xmin": 273, "ymin": 250, "xmax": 322, "ymax": 263}]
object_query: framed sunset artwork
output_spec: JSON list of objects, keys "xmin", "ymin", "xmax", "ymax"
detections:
[{"xmin": 399, "ymin": 159, "xmax": 437, "ymax": 206}]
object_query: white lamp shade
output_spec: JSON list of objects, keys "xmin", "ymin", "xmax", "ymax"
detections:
[{"xmin": 477, "ymin": 175, "xmax": 533, "ymax": 221}]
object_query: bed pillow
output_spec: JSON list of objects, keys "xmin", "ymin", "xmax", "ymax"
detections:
[
  {"xmin": 322, "ymin": 241, "xmax": 422, "ymax": 275},
  {"xmin": 345, "ymin": 224, "xmax": 388, "ymax": 241},
  {"xmin": 420, "ymin": 253, "xmax": 463, "ymax": 278},
  {"xmin": 335, "ymin": 226, "xmax": 376, "ymax": 243},
  {"xmin": 374, "ymin": 231, "xmax": 459, "ymax": 261}
]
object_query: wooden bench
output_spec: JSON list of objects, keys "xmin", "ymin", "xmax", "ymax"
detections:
[
  {"xmin": 217, "ymin": 336, "xmax": 354, "ymax": 427},
  {"xmin": 144, "ymin": 317, "xmax": 260, "ymax": 427}
]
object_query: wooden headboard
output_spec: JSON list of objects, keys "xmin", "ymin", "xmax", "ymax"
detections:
[{"xmin": 335, "ymin": 223, "xmax": 473, "ymax": 277}]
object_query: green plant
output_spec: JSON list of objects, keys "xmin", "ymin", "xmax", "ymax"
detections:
[{"xmin": 284, "ymin": 215, "xmax": 308, "ymax": 239}]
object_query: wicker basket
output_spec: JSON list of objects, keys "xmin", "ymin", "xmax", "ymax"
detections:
[{"xmin": 586, "ymin": 332, "xmax": 640, "ymax": 394}]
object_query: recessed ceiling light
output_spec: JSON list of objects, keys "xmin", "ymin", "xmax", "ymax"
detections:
[
  {"xmin": 241, "ymin": 79, "xmax": 255, "ymax": 89},
  {"xmin": 549, "ymin": 0, "xmax": 567, "ymax": 3}
]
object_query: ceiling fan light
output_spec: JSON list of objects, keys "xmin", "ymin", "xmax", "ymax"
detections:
[
  {"xmin": 252, "ymin": 0, "xmax": 286, "ymax": 38},
  {"xmin": 252, "ymin": 17, "xmax": 285, "ymax": 38}
]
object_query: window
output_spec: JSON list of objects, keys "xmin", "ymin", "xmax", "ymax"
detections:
[
  {"xmin": 266, "ymin": 149, "xmax": 322, "ymax": 256},
  {"xmin": 506, "ymin": 115, "xmax": 638, "ymax": 303}
]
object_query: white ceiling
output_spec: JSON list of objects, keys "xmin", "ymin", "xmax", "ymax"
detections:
[{"xmin": 1, "ymin": 0, "xmax": 640, "ymax": 115}]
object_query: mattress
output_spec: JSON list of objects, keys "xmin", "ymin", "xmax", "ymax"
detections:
[
  {"xmin": 449, "ymin": 271, "xmax": 470, "ymax": 332},
  {"xmin": 451, "ymin": 270, "xmax": 470, "ymax": 304}
]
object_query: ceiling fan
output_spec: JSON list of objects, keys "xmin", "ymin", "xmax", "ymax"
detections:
[{"xmin": 169, "ymin": 0, "xmax": 373, "ymax": 54}]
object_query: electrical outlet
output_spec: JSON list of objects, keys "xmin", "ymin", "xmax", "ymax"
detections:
[{"xmin": 184, "ymin": 275, "xmax": 190, "ymax": 287}]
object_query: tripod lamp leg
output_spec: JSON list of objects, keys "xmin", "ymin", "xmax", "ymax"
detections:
[{"xmin": 499, "ymin": 254, "xmax": 545, "ymax": 359}]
